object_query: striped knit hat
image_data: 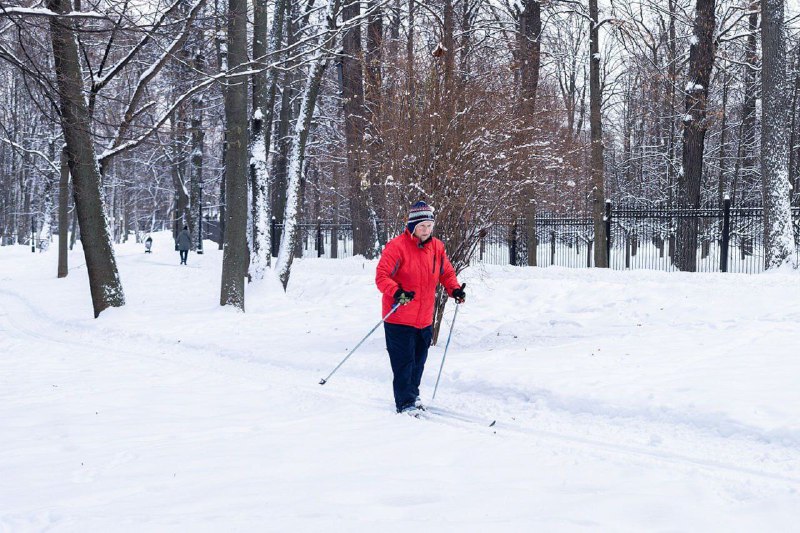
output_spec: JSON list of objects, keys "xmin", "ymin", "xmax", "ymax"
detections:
[{"xmin": 407, "ymin": 201, "xmax": 435, "ymax": 233}]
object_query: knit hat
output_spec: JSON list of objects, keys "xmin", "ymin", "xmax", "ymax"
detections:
[{"xmin": 407, "ymin": 201, "xmax": 435, "ymax": 234}]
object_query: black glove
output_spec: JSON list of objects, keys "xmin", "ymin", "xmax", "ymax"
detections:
[
  {"xmin": 393, "ymin": 288, "xmax": 415, "ymax": 305},
  {"xmin": 451, "ymin": 283, "xmax": 466, "ymax": 304}
]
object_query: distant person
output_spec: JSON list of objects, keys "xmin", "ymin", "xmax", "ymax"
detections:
[
  {"xmin": 375, "ymin": 201, "xmax": 465, "ymax": 415},
  {"xmin": 176, "ymin": 225, "xmax": 191, "ymax": 265},
  {"xmin": 144, "ymin": 235, "xmax": 153, "ymax": 253}
]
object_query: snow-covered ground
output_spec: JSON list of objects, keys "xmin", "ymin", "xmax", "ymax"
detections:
[{"xmin": 1, "ymin": 232, "xmax": 799, "ymax": 532}]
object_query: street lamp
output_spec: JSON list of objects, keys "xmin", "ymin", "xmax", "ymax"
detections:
[{"xmin": 197, "ymin": 181, "xmax": 204, "ymax": 254}]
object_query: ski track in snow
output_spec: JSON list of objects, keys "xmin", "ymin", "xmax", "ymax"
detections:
[
  {"xmin": 2, "ymin": 235, "xmax": 800, "ymax": 530},
  {"xmin": 2, "ymin": 272, "xmax": 799, "ymax": 486}
]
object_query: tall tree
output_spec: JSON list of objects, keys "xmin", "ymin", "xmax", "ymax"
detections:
[
  {"xmin": 219, "ymin": 0, "xmax": 250, "ymax": 309},
  {"xmin": 46, "ymin": 0, "xmax": 125, "ymax": 317},
  {"xmin": 589, "ymin": 0, "xmax": 608, "ymax": 267},
  {"xmin": 249, "ymin": 0, "xmax": 287, "ymax": 279},
  {"xmin": 676, "ymin": 0, "xmax": 715, "ymax": 272},
  {"xmin": 342, "ymin": 0, "xmax": 376, "ymax": 258},
  {"xmin": 760, "ymin": 0, "xmax": 797, "ymax": 267},
  {"xmin": 517, "ymin": 0, "xmax": 541, "ymax": 118},
  {"xmin": 365, "ymin": 0, "xmax": 386, "ymax": 246}
]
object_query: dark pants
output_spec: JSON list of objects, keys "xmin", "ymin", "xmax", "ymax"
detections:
[
  {"xmin": 179, "ymin": 250, "xmax": 188, "ymax": 264},
  {"xmin": 384, "ymin": 322, "xmax": 433, "ymax": 411}
]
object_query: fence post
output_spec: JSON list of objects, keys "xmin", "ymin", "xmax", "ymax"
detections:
[
  {"xmin": 510, "ymin": 221, "xmax": 517, "ymax": 266},
  {"xmin": 316, "ymin": 217, "xmax": 323, "ymax": 257},
  {"xmin": 605, "ymin": 200, "xmax": 612, "ymax": 267},
  {"xmin": 528, "ymin": 206, "xmax": 537, "ymax": 266},
  {"xmin": 720, "ymin": 196, "xmax": 731, "ymax": 272}
]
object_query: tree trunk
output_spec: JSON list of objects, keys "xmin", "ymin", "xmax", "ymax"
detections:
[
  {"xmin": 365, "ymin": 0, "xmax": 386, "ymax": 248},
  {"xmin": 518, "ymin": 1, "xmax": 541, "ymax": 118},
  {"xmin": 676, "ymin": 0, "xmax": 715, "ymax": 272},
  {"xmin": 405, "ymin": 0, "xmax": 415, "ymax": 185},
  {"xmin": 275, "ymin": 0, "xmax": 341, "ymax": 289},
  {"xmin": 47, "ymin": 0, "xmax": 125, "ymax": 317},
  {"xmin": 249, "ymin": 0, "xmax": 286, "ymax": 277},
  {"xmin": 718, "ymin": 67, "xmax": 729, "ymax": 205},
  {"xmin": 219, "ymin": 0, "xmax": 249, "ymax": 309},
  {"xmin": 667, "ymin": 0, "xmax": 677, "ymax": 207},
  {"xmin": 741, "ymin": 4, "xmax": 759, "ymax": 185},
  {"xmin": 788, "ymin": 45, "xmax": 800, "ymax": 203},
  {"xmin": 58, "ymin": 146, "xmax": 69, "ymax": 278},
  {"xmin": 190, "ymin": 49, "xmax": 205, "ymax": 254},
  {"xmin": 589, "ymin": 0, "xmax": 608, "ymax": 267},
  {"xmin": 272, "ymin": 2, "xmax": 298, "ymax": 239},
  {"xmin": 761, "ymin": 0, "xmax": 796, "ymax": 268},
  {"xmin": 342, "ymin": 0, "xmax": 376, "ymax": 258}
]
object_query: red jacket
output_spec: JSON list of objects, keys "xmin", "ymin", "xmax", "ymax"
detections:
[{"xmin": 376, "ymin": 230, "xmax": 461, "ymax": 328}]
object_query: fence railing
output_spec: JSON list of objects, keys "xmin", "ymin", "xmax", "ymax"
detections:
[
  {"xmin": 267, "ymin": 201, "xmax": 800, "ymax": 274},
  {"xmin": 9, "ymin": 202, "xmax": 797, "ymax": 273}
]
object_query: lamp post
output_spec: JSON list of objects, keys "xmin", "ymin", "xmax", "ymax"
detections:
[
  {"xmin": 197, "ymin": 181, "xmax": 204, "ymax": 254},
  {"xmin": 173, "ymin": 192, "xmax": 179, "ymax": 239}
]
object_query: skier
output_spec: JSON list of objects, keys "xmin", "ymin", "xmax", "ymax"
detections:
[
  {"xmin": 375, "ymin": 201, "xmax": 466, "ymax": 415},
  {"xmin": 144, "ymin": 235, "xmax": 153, "ymax": 253},
  {"xmin": 175, "ymin": 225, "xmax": 191, "ymax": 265}
]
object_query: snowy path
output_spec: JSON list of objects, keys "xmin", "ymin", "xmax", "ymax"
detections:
[{"xmin": 2, "ymin": 236, "xmax": 800, "ymax": 531}]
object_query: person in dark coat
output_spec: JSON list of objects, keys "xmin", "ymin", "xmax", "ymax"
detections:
[
  {"xmin": 144, "ymin": 235, "xmax": 153, "ymax": 253},
  {"xmin": 375, "ymin": 201, "xmax": 466, "ymax": 414},
  {"xmin": 175, "ymin": 225, "xmax": 192, "ymax": 265}
]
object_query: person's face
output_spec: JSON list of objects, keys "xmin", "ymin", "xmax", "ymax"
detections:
[{"xmin": 413, "ymin": 220, "xmax": 434, "ymax": 241}]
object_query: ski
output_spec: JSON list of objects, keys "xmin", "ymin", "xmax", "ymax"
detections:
[{"xmin": 422, "ymin": 405, "xmax": 497, "ymax": 428}]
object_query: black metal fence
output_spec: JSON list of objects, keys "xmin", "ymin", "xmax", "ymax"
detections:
[{"xmin": 269, "ymin": 201, "xmax": 800, "ymax": 274}]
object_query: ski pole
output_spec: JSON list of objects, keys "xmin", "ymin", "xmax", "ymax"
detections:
[
  {"xmin": 319, "ymin": 303, "xmax": 401, "ymax": 385},
  {"xmin": 432, "ymin": 298, "xmax": 461, "ymax": 401}
]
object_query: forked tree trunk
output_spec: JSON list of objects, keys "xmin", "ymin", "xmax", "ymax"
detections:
[{"xmin": 47, "ymin": 0, "xmax": 125, "ymax": 317}]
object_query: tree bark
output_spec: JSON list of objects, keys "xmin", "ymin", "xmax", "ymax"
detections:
[
  {"xmin": 219, "ymin": 0, "xmax": 249, "ymax": 309},
  {"xmin": 589, "ymin": 0, "xmax": 607, "ymax": 267},
  {"xmin": 190, "ymin": 48, "xmax": 205, "ymax": 254},
  {"xmin": 249, "ymin": 0, "xmax": 287, "ymax": 277},
  {"xmin": 47, "ymin": 0, "xmax": 125, "ymax": 317},
  {"xmin": 741, "ymin": 4, "xmax": 759, "ymax": 184},
  {"xmin": 342, "ymin": 0, "xmax": 376, "ymax": 258},
  {"xmin": 761, "ymin": 0, "xmax": 796, "ymax": 268},
  {"xmin": 58, "ymin": 146, "xmax": 69, "ymax": 278},
  {"xmin": 676, "ymin": 0, "xmax": 715, "ymax": 272},
  {"xmin": 518, "ymin": 1, "xmax": 541, "ymax": 118},
  {"xmin": 365, "ymin": 0, "xmax": 385, "ymax": 248}
]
